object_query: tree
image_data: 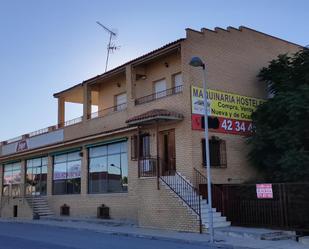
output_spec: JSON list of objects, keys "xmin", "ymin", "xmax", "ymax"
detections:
[{"xmin": 248, "ymin": 48, "xmax": 309, "ymax": 182}]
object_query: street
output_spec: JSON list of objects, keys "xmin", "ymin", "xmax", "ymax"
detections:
[{"xmin": 0, "ymin": 222, "xmax": 213, "ymax": 249}]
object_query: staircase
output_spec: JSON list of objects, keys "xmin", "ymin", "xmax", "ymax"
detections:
[
  {"xmin": 25, "ymin": 196, "xmax": 54, "ymax": 217},
  {"xmin": 160, "ymin": 173, "xmax": 230, "ymax": 231}
]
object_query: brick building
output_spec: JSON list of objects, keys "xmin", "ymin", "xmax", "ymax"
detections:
[{"xmin": 0, "ymin": 26, "xmax": 301, "ymax": 232}]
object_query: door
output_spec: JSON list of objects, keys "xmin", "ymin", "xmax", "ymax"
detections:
[
  {"xmin": 154, "ymin": 79, "xmax": 167, "ymax": 99},
  {"xmin": 159, "ymin": 129, "xmax": 176, "ymax": 175},
  {"xmin": 115, "ymin": 92, "xmax": 127, "ymax": 111},
  {"xmin": 26, "ymin": 158, "xmax": 47, "ymax": 196}
]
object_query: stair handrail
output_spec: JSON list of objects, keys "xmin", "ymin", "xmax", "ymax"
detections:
[
  {"xmin": 159, "ymin": 171, "xmax": 202, "ymax": 233},
  {"xmin": 194, "ymin": 167, "xmax": 225, "ymax": 214}
]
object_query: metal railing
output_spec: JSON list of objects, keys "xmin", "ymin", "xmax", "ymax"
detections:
[
  {"xmin": 89, "ymin": 103, "xmax": 127, "ymax": 119},
  {"xmin": 194, "ymin": 168, "xmax": 224, "ymax": 211},
  {"xmin": 135, "ymin": 85, "xmax": 183, "ymax": 105},
  {"xmin": 29, "ymin": 127, "xmax": 49, "ymax": 137},
  {"xmin": 160, "ymin": 171, "xmax": 202, "ymax": 233},
  {"xmin": 138, "ymin": 157, "xmax": 158, "ymax": 177},
  {"xmin": 63, "ymin": 116, "xmax": 83, "ymax": 127},
  {"xmin": 6, "ymin": 136, "xmax": 23, "ymax": 144}
]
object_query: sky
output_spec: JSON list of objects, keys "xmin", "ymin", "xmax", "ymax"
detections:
[{"xmin": 0, "ymin": 0, "xmax": 308, "ymax": 141}]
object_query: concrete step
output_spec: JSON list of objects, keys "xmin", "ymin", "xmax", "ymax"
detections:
[
  {"xmin": 28, "ymin": 199, "xmax": 49, "ymax": 203},
  {"xmin": 33, "ymin": 205, "xmax": 52, "ymax": 209},
  {"xmin": 37, "ymin": 213, "xmax": 54, "ymax": 216},
  {"xmin": 26, "ymin": 196, "xmax": 53, "ymax": 218},
  {"xmin": 299, "ymin": 236, "xmax": 309, "ymax": 245},
  {"xmin": 201, "ymin": 207, "xmax": 217, "ymax": 213},
  {"xmin": 202, "ymin": 216, "xmax": 227, "ymax": 223},
  {"xmin": 33, "ymin": 208, "xmax": 52, "ymax": 212},
  {"xmin": 203, "ymin": 221, "xmax": 231, "ymax": 228},
  {"xmin": 216, "ymin": 227, "xmax": 296, "ymax": 241},
  {"xmin": 202, "ymin": 211, "xmax": 221, "ymax": 217}
]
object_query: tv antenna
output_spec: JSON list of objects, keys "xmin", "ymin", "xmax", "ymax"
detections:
[{"xmin": 96, "ymin": 21, "xmax": 119, "ymax": 72}]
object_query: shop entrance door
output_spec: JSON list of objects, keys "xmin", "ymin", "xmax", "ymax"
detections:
[{"xmin": 26, "ymin": 162, "xmax": 47, "ymax": 196}]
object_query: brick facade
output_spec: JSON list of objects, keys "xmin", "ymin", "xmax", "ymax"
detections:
[{"xmin": 0, "ymin": 26, "xmax": 301, "ymax": 231}]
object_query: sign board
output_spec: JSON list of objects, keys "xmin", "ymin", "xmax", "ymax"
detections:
[
  {"xmin": 16, "ymin": 140, "xmax": 28, "ymax": 152},
  {"xmin": 256, "ymin": 184, "xmax": 273, "ymax": 199},
  {"xmin": 1, "ymin": 129, "xmax": 64, "ymax": 156},
  {"xmin": 191, "ymin": 86, "xmax": 265, "ymax": 135}
]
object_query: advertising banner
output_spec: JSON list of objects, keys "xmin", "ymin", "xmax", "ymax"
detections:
[
  {"xmin": 256, "ymin": 184, "xmax": 273, "ymax": 199},
  {"xmin": 191, "ymin": 86, "xmax": 265, "ymax": 135}
]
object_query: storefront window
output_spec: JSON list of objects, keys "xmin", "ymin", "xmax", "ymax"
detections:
[
  {"xmin": 53, "ymin": 151, "xmax": 81, "ymax": 195},
  {"xmin": 26, "ymin": 157, "xmax": 48, "ymax": 196},
  {"xmin": 3, "ymin": 162, "xmax": 22, "ymax": 197},
  {"xmin": 89, "ymin": 141, "xmax": 128, "ymax": 194}
]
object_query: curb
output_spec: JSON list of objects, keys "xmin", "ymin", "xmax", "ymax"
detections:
[{"xmin": 0, "ymin": 219, "xmax": 268, "ymax": 249}]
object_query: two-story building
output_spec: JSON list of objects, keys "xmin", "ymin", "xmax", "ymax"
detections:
[{"xmin": 0, "ymin": 26, "xmax": 301, "ymax": 232}]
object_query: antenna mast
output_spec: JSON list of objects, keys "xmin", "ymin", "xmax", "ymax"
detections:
[{"xmin": 96, "ymin": 21, "xmax": 119, "ymax": 72}]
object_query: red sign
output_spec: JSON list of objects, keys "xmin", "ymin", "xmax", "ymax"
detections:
[
  {"xmin": 16, "ymin": 140, "xmax": 28, "ymax": 152},
  {"xmin": 192, "ymin": 114, "xmax": 253, "ymax": 135},
  {"xmin": 256, "ymin": 184, "xmax": 273, "ymax": 199}
]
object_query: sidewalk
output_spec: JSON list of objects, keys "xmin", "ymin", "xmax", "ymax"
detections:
[{"xmin": 0, "ymin": 217, "xmax": 307, "ymax": 249}]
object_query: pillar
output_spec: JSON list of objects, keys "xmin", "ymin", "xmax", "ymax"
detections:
[
  {"xmin": 0, "ymin": 164, "xmax": 3, "ymax": 198},
  {"xmin": 47, "ymin": 155, "xmax": 53, "ymax": 196},
  {"xmin": 83, "ymin": 83, "xmax": 92, "ymax": 121},
  {"xmin": 58, "ymin": 97, "xmax": 65, "ymax": 125},
  {"xmin": 20, "ymin": 160, "xmax": 26, "ymax": 197},
  {"xmin": 81, "ymin": 146, "xmax": 88, "ymax": 195},
  {"xmin": 125, "ymin": 65, "xmax": 134, "ymax": 99}
]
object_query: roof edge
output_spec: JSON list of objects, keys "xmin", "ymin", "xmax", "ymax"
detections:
[{"xmin": 53, "ymin": 38, "xmax": 184, "ymax": 98}]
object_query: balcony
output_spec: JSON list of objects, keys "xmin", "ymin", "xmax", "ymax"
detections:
[
  {"xmin": 0, "ymin": 103, "xmax": 127, "ymax": 158},
  {"xmin": 135, "ymin": 85, "xmax": 183, "ymax": 105},
  {"xmin": 89, "ymin": 103, "xmax": 127, "ymax": 119}
]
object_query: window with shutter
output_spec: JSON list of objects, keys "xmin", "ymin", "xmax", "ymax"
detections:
[
  {"xmin": 173, "ymin": 73, "xmax": 183, "ymax": 93},
  {"xmin": 202, "ymin": 137, "xmax": 227, "ymax": 168},
  {"xmin": 131, "ymin": 133, "xmax": 151, "ymax": 160},
  {"xmin": 154, "ymin": 79, "xmax": 167, "ymax": 99},
  {"xmin": 115, "ymin": 93, "xmax": 127, "ymax": 111}
]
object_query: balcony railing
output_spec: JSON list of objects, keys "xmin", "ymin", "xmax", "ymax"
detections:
[
  {"xmin": 138, "ymin": 157, "xmax": 158, "ymax": 177},
  {"xmin": 135, "ymin": 85, "xmax": 183, "ymax": 105},
  {"xmin": 89, "ymin": 103, "xmax": 127, "ymax": 119},
  {"xmin": 29, "ymin": 127, "xmax": 49, "ymax": 137},
  {"xmin": 62, "ymin": 116, "xmax": 83, "ymax": 127}
]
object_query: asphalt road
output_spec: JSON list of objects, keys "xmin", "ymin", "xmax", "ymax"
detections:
[{"xmin": 0, "ymin": 222, "xmax": 215, "ymax": 249}]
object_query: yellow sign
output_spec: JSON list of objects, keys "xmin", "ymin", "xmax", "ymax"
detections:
[{"xmin": 191, "ymin": 86, "xmax": 265, "ymax": 121}]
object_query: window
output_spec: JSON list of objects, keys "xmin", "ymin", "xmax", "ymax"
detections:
[
  {"xmin": 115, "ymin": 93, "xmax": 127, "ymax": 111},
  {"xmin": 202, "ymin": 137, "xmax": 227, "ymax": 167},
  {"xmin": 88, "ymin": 141, "xmax": 128, "ymax": 194},
  {"xmin": 173, "ymin": 73, "xmax": 183, "ymax": 92},
  {"xmin": 3, "ymin": 162, "xmax": 22, "ymax": 197},
  {"xmin": 154, "ymin": 79, "xmax": 167, "ymax": 98},
  {"xmin": 53, "ymin": 151, "xmax": 81, "ymax": 195},
  {"xmin": 131, "ymin": 133, "xmax": 151, "ymax": 160},
  {"xmin": 26, "ymin": 157, "xmax": 48, "ymax": 196}
]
